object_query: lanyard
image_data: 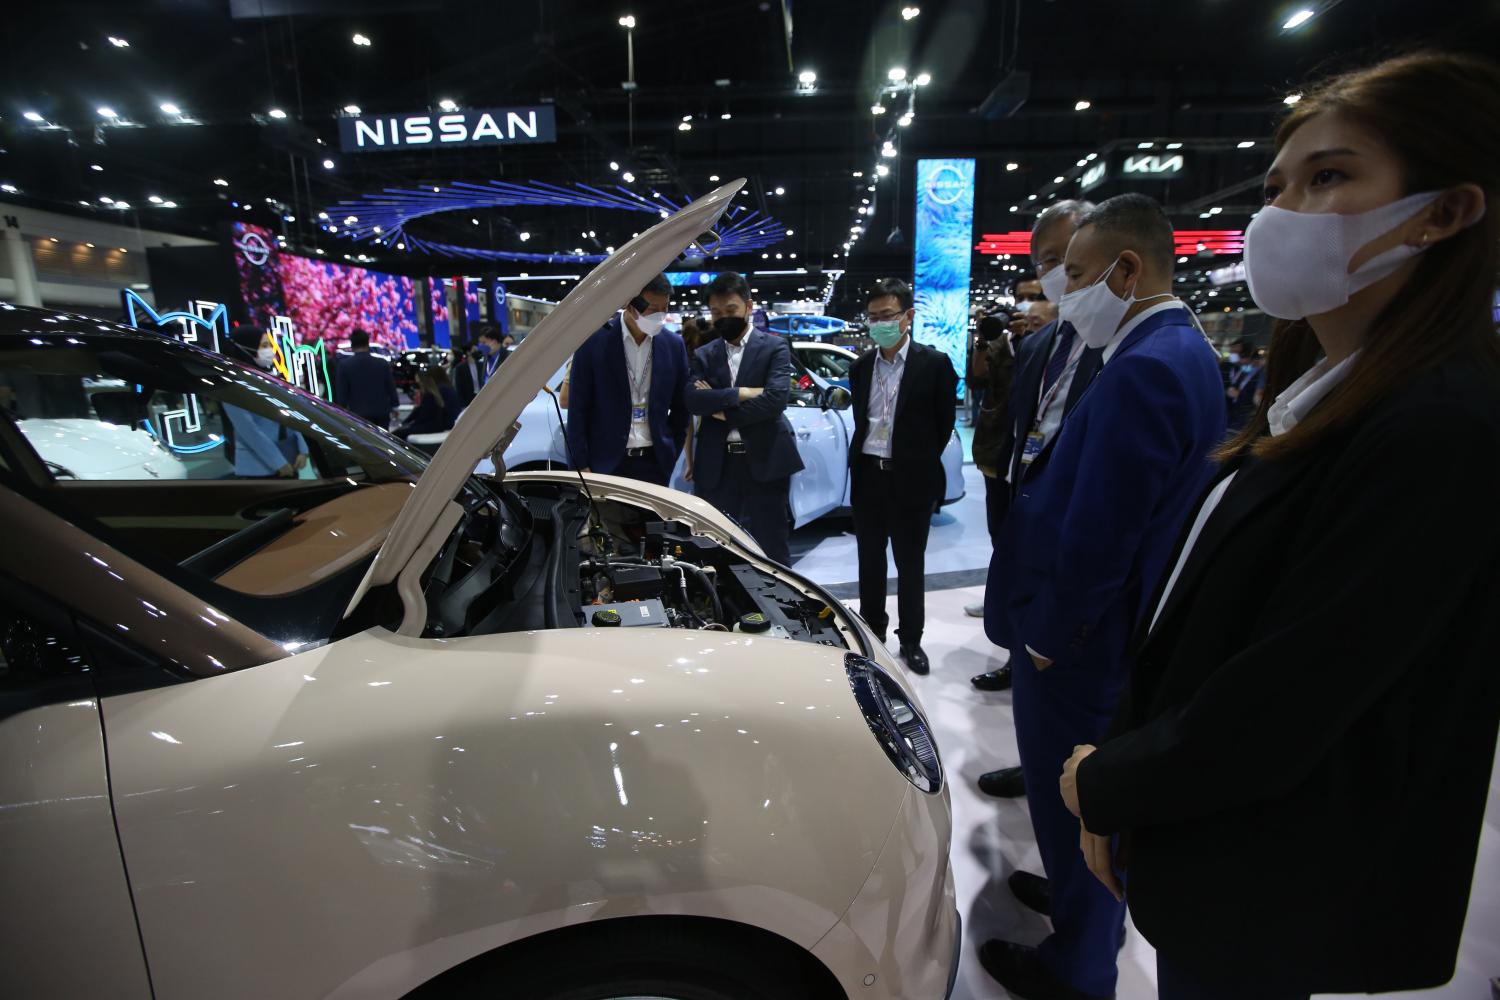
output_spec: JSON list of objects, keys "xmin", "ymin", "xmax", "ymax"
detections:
[
  {"xmin": 1031, "ymin": 336, "xmax": 1087, "ymax": 433},
  {"xmin": 874, "ymin": 355, "xmax": 901, "ymax": 425},
  {"xmin": 626, "ymin": 338, "xmax": 653, "ymax": 403}
]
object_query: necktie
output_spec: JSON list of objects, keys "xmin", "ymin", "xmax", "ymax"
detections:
[{"xmin": 1041, "ymin": 324, "xmax": 1076, "ymax": 398}]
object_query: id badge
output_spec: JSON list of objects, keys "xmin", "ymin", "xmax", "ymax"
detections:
[
  {"xmin": 631, "ymin": 404, "xmax": 647, "ymax": 422},
  {"xmin": 868, "ymin": 419, "xmax": 892, "ymax": 446},
  {"xmin": 1020, "ymin": 430, "xmax": 1046, "ymax": 466}
]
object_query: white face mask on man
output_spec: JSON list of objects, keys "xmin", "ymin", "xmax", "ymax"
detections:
[
  {"xmin": 1243, "ymin": 191, "xmax": 1446, "ymax": 320},
  {"xmin": 630, "ymin": 311, "xmax": 666, "ymax": 338},
  {"xmin": 1058, "ymin": 258, "xmax": 1172, "ymax": 349},
  {"xmin": 1038, "ymin": 263, "xmax": 1068, "ymax": 305},
  {"xmin": 256, "ymin": 346, "xmax": 276, "ymax": 368}
]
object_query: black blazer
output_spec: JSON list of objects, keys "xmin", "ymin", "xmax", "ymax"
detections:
[
  {"xmin": 1076, "ymin": 356, "xmax": 1500, "ymax": 993},
  {"xmin": 1001, "ymin": 320, "xmax": 1102, "ymax": 495},
  {"xmin": 334, "ymin": 351, "xmax": 399, "ymax": 425},
  {"xmin": 451, "ymin": 357, "xmax": 482, "ymax": 409},
  {"xmin": 685, "ymin": 331, "xmax": 804, "ymax": 490},
  {"xmin": 847, "ymin": 339, "xmax": 958, "ymax": 506}
]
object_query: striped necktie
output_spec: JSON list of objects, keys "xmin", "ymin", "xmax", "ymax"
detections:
[{"xmin": 1041, "ymin": 323, "xmax": 1076, "ymax": 398}]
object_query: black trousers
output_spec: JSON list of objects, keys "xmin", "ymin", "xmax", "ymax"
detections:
[
  {"xmin": 983, "ymin": 469, "xmax": 1011, "ymax": 543},
  {"xmin": 699, "ymin": 451, "xmax": 792, "ymax": 566},
  {"xmin": 611, "ymin": 450, "xmax": 669, "ymax": 486},
  {"xmin": 1157, "ymin": 954, "xmax": 1308, "ymax": 1000},
  {"xmin": 852, "ymin": 456, "xmax": 934, "ymax": 645}
]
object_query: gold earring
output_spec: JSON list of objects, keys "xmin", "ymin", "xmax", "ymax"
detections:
[{"xmin": 1420, "ymin": 232, "xmax": 1430, "ymax": 247}]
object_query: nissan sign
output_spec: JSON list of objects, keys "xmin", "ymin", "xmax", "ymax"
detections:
[{"xmin": 338, "ymin": 106, "xmax": 558, "ymax": 153}]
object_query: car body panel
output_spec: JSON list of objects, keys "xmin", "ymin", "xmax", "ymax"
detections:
[
  {"xmin": 17, "ymin": 417, "xmax": 188, "ymax": 480},
  {"xmin": 351, "ymin": 180, "xmax": 743, "ymax": 612},
  {"xmin": 103, "ymin": 627, "xmax": 916, "ymax": 1000},
  {"xmin": 0, "ymin": 696, "xmax": 153, "ymax": 999}
]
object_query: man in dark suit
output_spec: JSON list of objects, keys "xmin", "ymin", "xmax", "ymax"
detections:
[
  {"xmin": 334, "ymin": 328, "xmax": 399, "ymax": 428},
  {"xmin": 847, "ymin": 278, "xmax": 957, "ymax": 675},
  {"xmin": 451, "ymin": 341, "xmax": 484, "ymax": 408},
  {"xmin": 566, "ymin": 273, "xmax": 690, "ymax": 486},
  {"xmin": 685, "ymin": 272, "xmax": 803, "ymax": 565},
  {"xmin": 971, "ymin": 201, "xmax": 1099, "ymax": 709},
  {"xmin": 978, "ymin": 194, "xmax": 1227, "ymax": 1000}
]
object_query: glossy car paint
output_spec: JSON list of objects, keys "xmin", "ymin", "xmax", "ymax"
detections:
[
  {"xmin": 0, "ymin": 696, "xmax": 153, "ymax": 999},
  {"xmin": 17, "ymin": 417, "xmax": 188, "ymax": 480},
  {"xmin": 103, "ymin": 627, "xmax": 937, "ymax": 999}
]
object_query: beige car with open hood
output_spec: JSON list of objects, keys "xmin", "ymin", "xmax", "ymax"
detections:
[{"xmin": 0, "ymin": 182, "xmax": 958, "ymax": 1000}]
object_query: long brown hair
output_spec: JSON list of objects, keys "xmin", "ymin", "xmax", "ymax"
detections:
[
  {"xmin": 1218, "ymin": 51, "xmax": 1500, "ymax": 463},
  {"xmin": 418, "ymin": 367, "xmax": 452, "ymax": 409}
]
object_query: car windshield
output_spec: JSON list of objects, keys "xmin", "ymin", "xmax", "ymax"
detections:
[
  {"xmin": 800, "ymin": 347, "xmax": 852, "ymax": 379},
  {"xmin": 0, "ymin": 325, "xmax": 486, "ymax": 646}
]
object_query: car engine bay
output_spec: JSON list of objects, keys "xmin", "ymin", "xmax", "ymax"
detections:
[{"xmin": 415, "ymin": 479, "xmax": 849, "ymax": 648}]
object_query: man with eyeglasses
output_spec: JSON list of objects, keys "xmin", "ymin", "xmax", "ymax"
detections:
[{"xmin": 847, "ymin": 278, "xmax": 958, "ymax": 675}]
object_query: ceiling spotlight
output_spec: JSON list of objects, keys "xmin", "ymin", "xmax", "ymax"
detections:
[
  {"xmin": 1009, "ymin": 205, "xmax": 1018, "ymax": 212},
  {"xmin": 1165, "ymin": 142, "xmax": 1183, "ymax": 150},
  {"xmin": 113, "ymin": 201, "xmax": 130, "ymax": 209},
  {"xmin": 786, "ymin": 228, "xmax": 794, "ymax": 235},
  {"xmin": 344, "ymin": 104, "xmax": 362, "ymax": 115},
  {"xmin": 99, "ymin": 196, "xmax": 113, "ymax": 204},
  {"xmin": 678, "ymin": 121, "xmax": 692, "ymax": 131},
  {"xmin": 914, "ymin": 72, "xmax": 931, "ymax": 86},
  {"xmin": 1074, "ymin": 100, "xmax": 1092, "ymax": 111},
  {"xmin": 22, "ymin": 111, "xmax": 44, "ymax": 122},
  {"xmin": 1209, "ymin": 206, "xmax": 1224, "ymax": 215},
  {"xmin": 268, "ymin": 107, "xmax": 287, "ymax": 119},
  {"xmin": 709, "ymin": 174, "xmax": 720, "ymax": 181},
  {"xmin": 0, "ymin": 184, "xmax": 16, "ymax": 194},
  {"xmin": 881, "ymin": 144, "xmax": 897, "ymax": 158},
  {"xmin": 871, "ymin": 103, "xmax": 887, "ymax": 115},
  {"xmin": 473, "ymin": 218, "xmax": 481, "ymax": 226},
  {"xmin": 618, "ymin": 15, "xmax": 636, "ymax": 28},
  {"xmin": 622, "ymin": 171, "xmax": 635, "ymax": 182},
  {"xmin": 798, "ymin": 69, "xmax": 817, "ymax": 84},
  {"xmin": 352, "ymin": 32, "xmax": 372, "ymax": 46},
  {"xmin": 322, "ymin": 158, "xmax": 335, "ymax": 169},
  {"xmin": 720, "ymin": 111, "xmax": 732, "ymax": 120},
  {"xmin": 898, "ymin": 114, "xmax": 913, "ymax": 127},
  {"xmin": 888, "ymin": 67, "xmax": 907, "ymax": 82},
  {"xmin": 682, "ymin": 114, "xmax": 693, "ymax": 122},
  {"xmin": 1137, "ymin": 141, "xmax": 1155, "ymax": 149},
  {"xmin": 97, "ymin": 106, "xmax": 119, "ymax": 119},
  {"xmin": 107, "ymin": 36, "xmax": 129, "ymax": 47},
  {"xmin": 774, "ymin": 186, "xmax": 785, "ymax": 195},
  {"xmin": 1053, "ymin": 175, "xmax": 1065, "ymax": 183},
  {"xmin": 162, "ymin": 201, "xmax": 177, "ymax": 208},
  {"xmin": 1028, "ymin": 194, "xmax": 1038, "ymax": 201},
  {"xmin": 438, "ymin": 98, "xmax": 458, "ymax": 111},
  {"xmin": 519, "ymin": 232, "xmax": 531, "ymax": 241},
  {"xmin": 90, "ymin": 163, "xmax": 104, "ymax": 172},
  {"xmin": 159, "ymin": 102, "xmax": 182, "ymax": 115},
  {"xmin": 1005, "ymin": 162, "xmax": 1019, "ymax": 171},
  {"xmin": 148, "ymin": 195, "xmax": 163, "ymax": 204},
  {"xmin": 1282, "ymin": 8, "xmax": 1315, "ymax": 29},
  {"xmin": 876, "ymin": 164, "xmax": 890, "ymax": 177},
  {"xmin": 853, "ymin": 170, "xmax": 864, "ymax": 178},
  {"xmin": 1237, "ymin": 140, "xmax": 1256, "ymax": 149},
  {"xmin": 902, "ymin": 6, "xmax": 921, "ymax": 19},
  {"xmin": 1284, "ymin": 93, "xmax": 1303, "ymax": 106}
]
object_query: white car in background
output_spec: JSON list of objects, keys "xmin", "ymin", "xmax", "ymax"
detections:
[
  {"xmin": 792, "ymin": 340, "xmax": 858, "ymax": 387},
  {"xmin": 0, "ymin": 184, "xmax": 957, "ymax": 1000},
  {"xmin": 16, "ymin": 417, "xmax": 188, "ymax": 480}
]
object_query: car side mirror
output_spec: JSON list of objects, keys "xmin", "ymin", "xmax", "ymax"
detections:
[{"xmin": 821, "ymin": 386, "xmax": 852, "ymax": 411}]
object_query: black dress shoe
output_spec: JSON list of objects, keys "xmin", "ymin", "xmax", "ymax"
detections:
[
  {"xmin": 1008, "ymin": 870, "xmax": 1051, "ymax": 916},
  {"xmin": 978, "ymin": 940, "xmax": 1113, "ymax": 1000},
  {"xmin": 899, "ymin": 643, "xmax": 930, "ymax": 675},
  {"xmin": 977, "ymin": 765, "xmax": 1026, "ymax": 798},
  {"xmin": 971, "ymin": 665, "xmax": 1013, "ymax": 691}
]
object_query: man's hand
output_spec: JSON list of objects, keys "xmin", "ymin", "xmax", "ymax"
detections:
[
  {"xmin": 1227, "ymin": 386, "xmax": 1241, "ymax": 401},
  {"xmin": 694, "ymin": 379, "xmax": 713, "ymax": 390},
  {"xmin": 1027, "ymin": 645, "xmax": 1055, "ymax": 671},
  {"xmin": 293, "ymin": 453, "xmax": 309, "ymax": 471},
  {"xmin": 1080, "ymin": 822, "xmax": 1125, "ymax": 902},
  {"xmin": 276, "ymin": 464, "xmax": 295, "ymax": 479},
  {"xmin": 581, "ymin": 467, "xmax": 591, "ymax": 474},
  {"xmin": 683, "ymin": 463, "xmax": 694, "ymax": 482},
  {"xmin": 1060, "ymin": 744, "xmax": 1095, "ymax": 817},
  {"xmin": 711, "ymin": 412, "xmax": 728, "ymax": 421},
  {"xmin": 737, "ymin": 386, "xmax": 764, "ymax": 402}
]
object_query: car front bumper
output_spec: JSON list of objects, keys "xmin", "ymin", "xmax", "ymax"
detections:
[{"xmin": 810, "ymin": 783, "xmax": 958, "ymax": 999}]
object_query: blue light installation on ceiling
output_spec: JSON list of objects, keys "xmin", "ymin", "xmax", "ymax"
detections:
[{"xmin": 322, "ymin": 180, "xmax": 787, "ymax": 263}]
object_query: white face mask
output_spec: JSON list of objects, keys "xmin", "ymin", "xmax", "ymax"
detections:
[
  {"xmin": 256, "ymin": 346, "xmax": 276, "ymax": 368},
  {"xmin": 631, "ymin": 311, "xmax": 666, "ymax": 338},
  {"xmin": 1058, "ymin": 258, "xmax": 1170, "ymax": 349},
  {"xmin": 1013, "ymin": 300, "xmax": 1034, "ymax": 315},
  {"xmin": 1038, "ymin": 262, "xmax": 1068, "ymax": 305},
  {"xmin": 1243, "ymin": 191, "xmax": 1442, "ymax": 320}
]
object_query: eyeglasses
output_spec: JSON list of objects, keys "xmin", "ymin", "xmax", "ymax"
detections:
[{"xmin": 865, "ymin": 310, "xmax": 904, "ymax": 323}]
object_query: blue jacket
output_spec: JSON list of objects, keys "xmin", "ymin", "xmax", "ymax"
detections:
[
  {"xmin": 985, "ymin": 306, "xmax": 1227, "ymax": 671},
  {"xmin": 566, "ymin": 316, "xmax": 691, "ymax": 481},
  {"xmin": 335, "ymin": 351, "xmax": 399, "ymax": 425},
  {"xmin": 686, "ymin": 331, "xmax": 805, "ymax": 489}
]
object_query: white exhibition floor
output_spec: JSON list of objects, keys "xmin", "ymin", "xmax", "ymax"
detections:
[{"xmin": 788, "ymin": 466, "xmax": 1500, "ymax": 1000}]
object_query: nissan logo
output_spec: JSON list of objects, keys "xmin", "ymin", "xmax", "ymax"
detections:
[{"xmin": 235, "ymin": 230, "xmax": 271, "ymax": 267}]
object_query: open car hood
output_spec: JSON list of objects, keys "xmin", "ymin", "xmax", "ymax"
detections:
[{"xmin": 344, "ymin": 179, "xmax": 744, "ymax": 620}]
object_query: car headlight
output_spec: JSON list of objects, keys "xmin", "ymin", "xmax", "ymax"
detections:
[{"xmin": 845, "ymin": 653, "xmax": 943, "ymax": 793}]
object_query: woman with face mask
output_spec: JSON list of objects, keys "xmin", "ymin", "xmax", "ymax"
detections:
[{"xmin": 1060, "ymin": 52, "xmax": 1500, "ymax": 1000}]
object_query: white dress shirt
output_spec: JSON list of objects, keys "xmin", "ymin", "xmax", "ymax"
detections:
[
  {"xmin": 1146, "ymin": 350, "xmax": 1361, "ymax": 634},
  {"xmin": 622, "ymin": 326, "xmax": 653, "ymax": 449},
  {"xmin": 862, "ymin": 336, "xmax": 910, "ymax": 458},
  {"xmin": 724, "ymin": 328, "xmax": 756, "ymax": 443}
]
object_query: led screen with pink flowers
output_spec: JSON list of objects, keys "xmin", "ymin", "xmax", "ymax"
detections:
[{"xmin": 233, "ymin": 222, "xmax": 420, "ymax": 352}]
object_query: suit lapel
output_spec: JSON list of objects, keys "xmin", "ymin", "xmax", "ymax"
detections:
[{"xmin": 607, "ymin": 325, "xmax": 630, "ymax": 399}]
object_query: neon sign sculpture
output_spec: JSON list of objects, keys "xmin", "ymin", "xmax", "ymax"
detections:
[
  {"xmin": 268, "ymin": 314, "xmax": 333, "ymax": 402},
  {"xmin": 119, "ymin": 289, "xmax": 228, "ymax": 454}
]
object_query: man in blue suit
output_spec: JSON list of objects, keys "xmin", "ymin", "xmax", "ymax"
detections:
[
  {"xmin": 334, "ymin": 328, "xmax": 399, "ymax": 428},
  {"xmin": 566, "ymin": 273, "xmax": 690, "ymax": 486},
  {"xmin": 685, "ymin": 272, "xmax": 804, "ymax": 565},
  {"xmin": 980, "ymin": 194, "xmax": 1227, "ymax": 1000}
]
